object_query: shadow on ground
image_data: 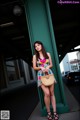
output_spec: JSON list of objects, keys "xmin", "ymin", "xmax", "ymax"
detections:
[{"xmin": 1, "ymin": 82, "xmax": 39, "ymax": 120}]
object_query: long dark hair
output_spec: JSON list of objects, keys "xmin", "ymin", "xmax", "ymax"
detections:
[{"xmin": 33, "ymin": 41, "xmax": 49, "ymax": 60}]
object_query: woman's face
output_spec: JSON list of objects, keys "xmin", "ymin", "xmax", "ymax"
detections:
[{"xmin": 35, "ymin": 43, "xmax": 42, "ymax": 52}]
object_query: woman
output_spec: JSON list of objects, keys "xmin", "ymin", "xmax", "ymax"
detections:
[{"xmin": 32, "ymin": 41, "xmax": 59, "ymax": 120}]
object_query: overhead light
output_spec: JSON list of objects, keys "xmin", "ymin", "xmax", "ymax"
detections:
[
  {"xmin": 0, "ymin": 22, "xmax": 14, "ymax": 27},
  {"xmin": 12, "ymin": 36, "xmax": 24, "ymax": 40},
  {"xmin": 59, "ymin": 55, "xmax": 61, "ymax": 57},
  {"xmin": 13, "ymin": 5, "xmax": 22, "ymax": 16}
]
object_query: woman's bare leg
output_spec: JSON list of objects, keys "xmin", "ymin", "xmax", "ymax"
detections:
[
  {"xmin": 49, "ymin": 84, "xmax": 56, "ymax": 112},
  {"xmin": 49, "ymin": 84, "xmax": 59, "ymax": 120},
  {"xmin": 41, "ymin": 84, "xmax": 50, "ymax": 113}
]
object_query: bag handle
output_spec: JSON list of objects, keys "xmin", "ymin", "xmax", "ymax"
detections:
[
  {"xmin": 42, "ymin": 72, "xmax": 50, "ymax": 79},
  {"xmin": 45, "ymin": 72, "xmax": 49, "ymax": 75},
  {"xmin": 42, "ymin": 71, "xmax": 49, "ymax": 75}
]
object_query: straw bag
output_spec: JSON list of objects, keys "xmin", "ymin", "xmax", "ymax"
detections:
[{"xmin": 41, "ymin": 72, "xmax": 56, "ymax": 86}]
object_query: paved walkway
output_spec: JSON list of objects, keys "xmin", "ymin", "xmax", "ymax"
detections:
[{"xmin": 28, "ymin": 84, "xmax": 80, "ymax": 120}]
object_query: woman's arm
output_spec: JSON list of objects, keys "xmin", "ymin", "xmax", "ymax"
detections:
[{"xmin": 32, "ymin": 55, "xmax": 41, "ymax": 71}]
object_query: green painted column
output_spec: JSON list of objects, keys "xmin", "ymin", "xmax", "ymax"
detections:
[{"xmin": 24, "ymin": 0, "xmax": 69, "ymax": 116}]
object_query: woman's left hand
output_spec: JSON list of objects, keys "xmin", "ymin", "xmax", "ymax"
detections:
[{"xmin": 45, "ymin": 66, "xmax": 50, "ymax": 72}]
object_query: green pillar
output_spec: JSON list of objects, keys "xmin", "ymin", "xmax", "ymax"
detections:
[{"xmin": 24, "ymin": 0, "xmax": 69, "ymax": 116}]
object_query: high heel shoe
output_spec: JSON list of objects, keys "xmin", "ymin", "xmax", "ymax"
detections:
[
  {"xmin": 53, "ymin": 112, "xmax": 59, "ymax": 120},
  {"xmin": 47, "ymin": 112, "xmax": 52, "ymax": 120}
]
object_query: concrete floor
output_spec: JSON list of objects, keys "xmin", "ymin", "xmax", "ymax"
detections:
[{"xmin": 28, "ymin": 84, "xmax": 80, "ymax": 120}]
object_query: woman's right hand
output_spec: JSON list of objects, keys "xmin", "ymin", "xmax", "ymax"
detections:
[{"xmin": 40, "ymin": 67, "xmax": 46, "ymax": 73}]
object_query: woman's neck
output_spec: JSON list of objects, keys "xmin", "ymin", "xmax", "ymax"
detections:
[{"xmin": 39, "ymin": 51, "xmax": 45, "ymax": 59}]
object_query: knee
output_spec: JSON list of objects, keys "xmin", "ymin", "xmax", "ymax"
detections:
[
  {"xmin": 50, "ymin": 91, "xmax": 54, "ymax": 96},
  {"xmin": 45, "ymin": 91, "xmax": 50, "ymax": 97}
]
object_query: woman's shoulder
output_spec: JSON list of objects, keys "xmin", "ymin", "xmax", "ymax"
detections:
[
  {"xmin": 33, "ymin": 54, "xmax": 36, "ymax": 59},
  {"xmin": 33, "ymin": 54, "xmax": 36, "ymax": 57},
  {"xmin": 47, "ymin": 52, "xmax": 52, "ymax": 59},
  {"xmin": 47, "ymin": 52, "xmax": 50, "ymax": 56}
]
